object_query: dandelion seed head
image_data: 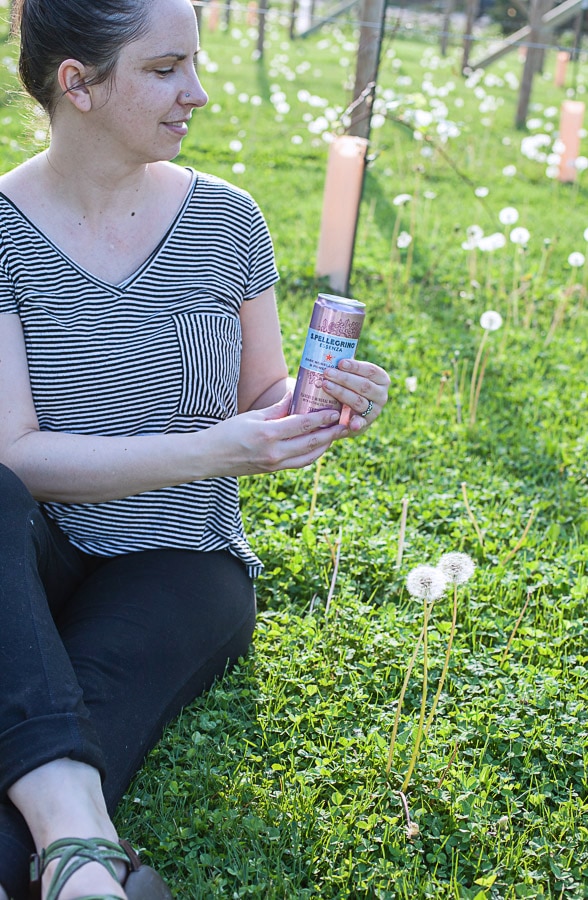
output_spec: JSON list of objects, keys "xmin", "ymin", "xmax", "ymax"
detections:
[
  {"xmin": 499, "ymin": 206, "xmax": 519, "ymax": 225},
  {"xmin": 502, "ymin": 165, "xmax": 517, "ymax": 177},
  {"xmin": 438, "ymin": 552, "xmax": 475, "ymax": 585},
  {"xmin": 510, "ymin": 226, "xmax": 530, "ymax": 245},
  {"xmin": 406, "ymin": 565, "xmax": 447, "ymax": 602},
  {"xmin": 480, "ymin": 310, "xmax": 503, "ymax": 331},
  {"xmin": 397, "ymin": 231, "xmax": 412, "ymax": 249},
  {"xmin": 475, "ymin": 186, "xmax": 489, "ymax": 197},
  {"xmin": 406, "ymin": 822, "xmax": 420, "ymax": 839},
  {"xmin": 478, "ymin": 233, "xmax": 506, "ymax": 252},
  {"xmin": 568, "ymin": 251, "xmax": 585, "ymax": 267},
  {"xmin": 405, "ymin": 376, "xmax": 418, "ymax": 392},
  {"xmin": 467, "ymin": 224, "xmax": 484, "ymax": 242},
  {"xmin": 393, "ymin": 193, "xmax": 412, "ymax": 206}
]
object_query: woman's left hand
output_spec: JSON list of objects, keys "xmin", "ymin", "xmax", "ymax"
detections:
[{"xmin": 322, "ymin": 358, "xmax": 390, "ymax": 435}]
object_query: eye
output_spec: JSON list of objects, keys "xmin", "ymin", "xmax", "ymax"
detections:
[{"xmin": 154, "ymin": 67, "xmax": 175, "ymax": 77}]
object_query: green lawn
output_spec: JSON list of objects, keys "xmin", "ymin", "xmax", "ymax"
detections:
[{"xmin": 1, "ymin": 6, "xmax": 587, "ymax": 898}]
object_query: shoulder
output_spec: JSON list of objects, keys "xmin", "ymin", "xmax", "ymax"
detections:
[
  {"xmin": 0, "ymin": 154, "xmax": 47, "ymax": 207},
  {"xmin": 190, "ymin": 169, "xmax": 261, "ymax": 214}
]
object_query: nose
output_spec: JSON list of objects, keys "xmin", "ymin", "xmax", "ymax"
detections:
[{"xmin": 183, "ymin": 74, "xmax": 208, "ymax": 109}]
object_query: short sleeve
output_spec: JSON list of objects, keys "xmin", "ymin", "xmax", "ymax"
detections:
[
  {"xmin": 243, "ymin": 201, "xmax": 279, "ymax": 300},
  {"xmin": 0, "ymin": 259, "xmax": 17, "ymax": 315}
]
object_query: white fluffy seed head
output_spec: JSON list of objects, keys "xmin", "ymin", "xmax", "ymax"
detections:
[
  {"xmin": 406, "ymin": 565, "xmax": 447, "ymax": 601},
  {"xmin": 480, "ymin": 310, "xmax": 503, "ymax": 331},
  {"xmin": 438, "ymin": 551, "xmax": 476, "ymax": 585}
]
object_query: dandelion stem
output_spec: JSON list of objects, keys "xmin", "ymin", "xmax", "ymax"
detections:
[
  {"xmin": 398, "ymin": 790, "xmax": 412, "ymax": 828},
  {"xmin": 398, "ymin": 790, "xmax": 419, "ymax": 839},
  {"xmin": 461, "ymin": 481, "xmax": 484, "ymax": 548},
  {"xmin": 404, "ymin": 180, "xmax": 419, "ymax": 286},
  {"xmin": 424, "ymin": 583, "xmax": 458, "ymax": 737},
  {"xmin": 395, "ymin": 496, "xmax": 409, "ymax": 569},
  {"xmin": 501, "ymin": 507, "xmax": 537, "ymax": 565},
  {"xmin": 324, "ymin": 526, "xmax": 342, "ymax": 617},
  {"xmin": 452, "ymin": 355, "xmax": 462, "ymax": 425},
  {"xmin": 308, "ymin": 456, "xmax": 323, "ymax": 524},
  {"xmin": 436, "ymin": 740, "xmax": 459, "ymax": 789},
  {"xmin": 500, "ymin": 589, "xmax": 531, "ymax": 665},
  {"xmin": 468, "ymin": 329, "xmax": 488, "ymax": 426},
  {"xmin": 471, "ymin": 347, "xmax": 489, "ymax": 426},
  {"xmin": 436, "ymin": 372, "xmax": 449, "ymax": 406},
  {"xmin": 511, "ymin": 248, "xmax": 521, "ymax": 326},
  {"xmin": 400, "ymin": 597, "xmax": 432, "ymax": 793},
  {"xmin": 385, "ymin": 624, "xmax": 425, "ymax": 775},
  {"xmin": 545, "ymin": 286, "xmax": 574, "ymax": 346}
]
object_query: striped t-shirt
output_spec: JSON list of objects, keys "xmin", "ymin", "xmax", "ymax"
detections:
[{"xmin": 0, "ymin": 169, "xmax": 279, "ymax": 577}]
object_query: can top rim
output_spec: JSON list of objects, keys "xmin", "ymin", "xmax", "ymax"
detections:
[{"xmin": 317, "ymin": 293, "xmax": 366, "ymax": 310}]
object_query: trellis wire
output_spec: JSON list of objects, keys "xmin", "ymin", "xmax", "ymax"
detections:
[{"xmin": 192, "ymin": 0, "xmax": 588, "ymax": 60}]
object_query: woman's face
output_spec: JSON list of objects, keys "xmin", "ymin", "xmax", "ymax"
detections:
[{"xmin": 88, "ymin": 0, "xmax": 208, "ymax": 165}]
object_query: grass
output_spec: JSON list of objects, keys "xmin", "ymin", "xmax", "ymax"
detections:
[{"xmin": 1, "ymin": 5, "xmax": 587, "ymax": 897}]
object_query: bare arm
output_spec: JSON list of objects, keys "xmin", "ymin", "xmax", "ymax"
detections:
[
  {"xmin": 237, "ymin": 285, "xmax": 294, "ymax": 411},
  {"xmin": 0, "ymin": 309, "xmax": 344, "ymax": 503}
]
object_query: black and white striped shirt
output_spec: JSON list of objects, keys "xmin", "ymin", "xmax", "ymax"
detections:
[{"xmin": 0, "ymin": 169, "xmax": 279, "ymax": 577}]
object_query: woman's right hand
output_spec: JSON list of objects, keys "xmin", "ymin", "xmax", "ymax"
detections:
[{"xmin": 204, "ymin": 392, "xmax": 348, "ymax": 477}]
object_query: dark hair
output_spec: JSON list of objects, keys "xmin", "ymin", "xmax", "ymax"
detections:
[{"xmin": 15, "ymin": 0, "xmax": 152, "ymax": 115}]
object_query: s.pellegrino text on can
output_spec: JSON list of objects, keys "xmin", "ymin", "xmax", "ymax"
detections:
[{"xmin": 290, "ymin": 293, "xmax": 366, "ymax": 415}]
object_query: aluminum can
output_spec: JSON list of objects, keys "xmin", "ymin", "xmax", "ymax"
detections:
[{"xmin": 290, "ymin": 293, "xmax": 366, "ymax": 415}]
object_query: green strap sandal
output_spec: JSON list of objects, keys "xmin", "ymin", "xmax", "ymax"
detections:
[{"xmin": 29, "ymin": 836, "xmax": 173, "ymax": 900}]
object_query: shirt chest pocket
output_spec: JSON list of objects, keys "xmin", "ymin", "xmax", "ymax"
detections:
[{"xmin": 173, "ymin": 312, "xmax": 242, "ymax": 420}]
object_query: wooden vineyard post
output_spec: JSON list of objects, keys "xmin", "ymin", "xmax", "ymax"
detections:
[
  {"xmin": 462, "ymin": 0, "xmax": 480, "ymax": 72},
  {"xmin": 348, "ymin": 0, "xmax": 387, "ymax": 140},
  {"xmin": 257, "ymin": 0, "xmax": 269, "ymax": 56},
  {"xmin": 515, "ymin": 0, "xmax": 554, "ymax": 128},
  {"xmin": 441, "ymin": 0, "xmax": 457, "ymax": 57}
]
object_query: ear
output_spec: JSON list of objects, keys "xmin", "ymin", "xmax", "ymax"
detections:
[{"xmin": 57, "ymin": 59, "xmax": 93, "ymax": 112}]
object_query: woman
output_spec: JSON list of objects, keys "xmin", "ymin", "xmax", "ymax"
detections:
[{"xmin": 0, "ymin": 0, "xmax": 390, "ymax": 897}]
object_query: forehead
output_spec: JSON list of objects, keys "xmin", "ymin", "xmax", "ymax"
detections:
[{"xmin": 130, "ymin": 0, "xmax": 198, "ymax": 55}]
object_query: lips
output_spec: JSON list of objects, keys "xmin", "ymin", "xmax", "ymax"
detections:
[{"xmin": 163, "ymin": 120, "xmax": 189, "ymax": 136}]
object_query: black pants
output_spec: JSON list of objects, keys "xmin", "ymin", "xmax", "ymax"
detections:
[{"xmin": 0, "ymin": 464, "xmax": 256, "ymax": 900}]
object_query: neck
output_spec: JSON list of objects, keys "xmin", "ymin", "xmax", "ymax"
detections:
[{"xmin": 43, "ymin": 142, "xmax": 155, "ymax": 220}]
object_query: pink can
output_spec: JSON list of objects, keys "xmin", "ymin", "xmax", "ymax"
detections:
[{"xmin": 290, "ymin": 293, "xmax": 366, "ymax": 415}]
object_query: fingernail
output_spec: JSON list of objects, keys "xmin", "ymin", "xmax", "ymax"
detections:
[
  {"xmin": 340, "ymin": 359, "xmax": 351, "ymax": 370},
  {"xmin": 329, "ymin": 411, "xmax": 340, "ymax": 423}
]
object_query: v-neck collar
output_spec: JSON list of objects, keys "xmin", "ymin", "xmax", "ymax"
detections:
[{"xmin": 0, "ymin": 167, "xmax": 198, "ymax": 293}]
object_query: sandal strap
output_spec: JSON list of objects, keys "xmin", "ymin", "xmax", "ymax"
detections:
[{"xmin": 30, "ymin": 837, "xmax": 132, "ymax": 900}]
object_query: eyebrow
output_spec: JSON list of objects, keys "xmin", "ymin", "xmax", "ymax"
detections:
[{"xmin": 143, "ymin": 50, "xmax": 200, "ymax": 61}]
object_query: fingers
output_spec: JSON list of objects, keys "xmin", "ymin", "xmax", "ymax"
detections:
[
  {"xmin": 247, "ymin": 400, "xmax": 346, "ymax": 470},
  {"xmin": 265, "ymin": 418, "xmax": 346, "ymax": 470},
  {"xmin": 321, "ymin": 359, "xmax": 390, "ymax": 432}
]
